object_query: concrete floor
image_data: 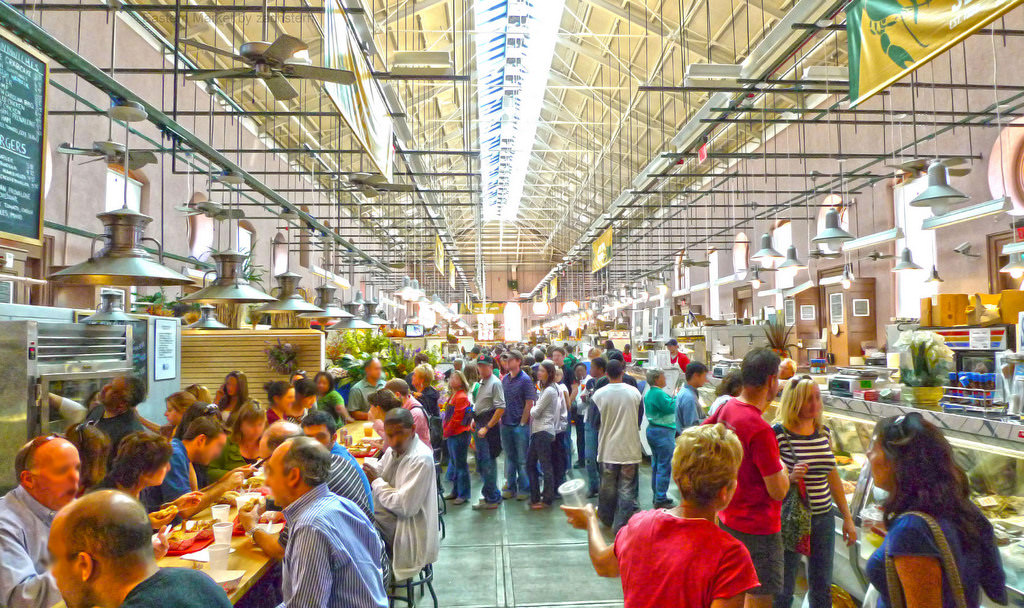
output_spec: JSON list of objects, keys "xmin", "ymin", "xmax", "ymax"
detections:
[{"xmin": 429, "ymin": 448, "xmax": 672, "ymax": 608}]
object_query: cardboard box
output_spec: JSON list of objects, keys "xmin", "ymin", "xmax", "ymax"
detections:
[
  {"xmin": 935, "ymin": 294, "xmax": 969, "ymax": 326},
  {"xmin": 1000, "ymin": 290, "xmax": 1024, "ymax": 325},
  {"xmin": 920, "ymin": 298, "xmax": 932, "ymax": 326}
]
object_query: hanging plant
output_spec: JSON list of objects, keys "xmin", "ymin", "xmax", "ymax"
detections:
[{"xmin": 264, "ymin": 339, "xmax": 300, "ymax": 376}]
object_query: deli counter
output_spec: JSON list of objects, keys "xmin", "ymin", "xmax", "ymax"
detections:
[{"xmin": 819, "ymin": 393, "xmax": 1024, "ymax": 605}]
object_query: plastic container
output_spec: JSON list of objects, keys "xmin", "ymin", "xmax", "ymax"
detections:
[
  {"xmin": 208, "ymin": 543, "xmax": 230, "ymax": 572},
  {"xmin": 558, "ymin": 479, "xmax": 588, "ymax": 507},
  {"xmin": 211, "ymin": 504, "xmax": 231, "ymax": 523},
  {"xmin": 212, "ymin": 522, "xmax": 233, "ymax": 545}
]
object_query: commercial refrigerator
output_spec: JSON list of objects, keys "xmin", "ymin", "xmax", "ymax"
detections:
[{"xmin": 0, "ymin": 320, "xmax": 133, "ymax": 490}]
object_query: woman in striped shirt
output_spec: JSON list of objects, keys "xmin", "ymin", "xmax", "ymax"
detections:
[{"xmin": 773, "ymin": 377, "xmax": 857, "ymax": 608}]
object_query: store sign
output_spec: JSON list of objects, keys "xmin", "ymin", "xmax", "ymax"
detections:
[
  {"xmin": 592, "ymin": 226, "xmax": 613, "ymax": 272},
  {"xmin": 449, "ymin": 260, "xmax": 456, "ymax": 289},
  {"xmin": 323, "ymin": 0, "xmax": 394, "ymax": 180},
  {"xmin": 434, "ymin": 235, "xmax": 444, "ymax": 273},
  {"xmin": 459, "ymin": 302, "xmax": 503, "ymax": 315},
  {"xmin": 549, "ymin": 277, "xmax": 558, "ymax": 300},
  {"xmin": 697, "ymin": 142, "xmax": 708, "ymax": 164},
  {"xmin": 846, "ymin": 0, "xmax": 1024, "ymax": 106},
  {"xmin": 0, "ymin": 28, "xmax": 47, "ymax": 245}
]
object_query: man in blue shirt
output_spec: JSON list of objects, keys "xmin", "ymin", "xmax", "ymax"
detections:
[
  {"xmin": 262, "ymin": 436, "xmax": 387, "ymax": 608},
  {"xmin": 301, "ymin": 411, "xmax": 374, "ymax": 516},
  {"xmin": 154, "ymin": 416, "xmax": 242, "ymax": 519},
  {"xmin": 500, "ymin": 351, "xmax": 537, "ymax": 500},
  {"xmin": 675, "ymin": 362, "xmax": 708, "ymax": 433}
]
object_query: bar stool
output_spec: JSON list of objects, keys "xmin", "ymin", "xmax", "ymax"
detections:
[{"xmin": 389, "ymin": 564, "xmax": 438, "ymax": 608}]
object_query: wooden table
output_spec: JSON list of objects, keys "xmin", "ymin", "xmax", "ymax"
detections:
[{"xmin": 341, "ymin": 420, "xmax": 381, "ymax": 463}]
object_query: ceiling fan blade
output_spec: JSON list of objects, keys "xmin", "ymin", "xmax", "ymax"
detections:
[
  {"xmin": 265, "ymin": 74, "xmax": 299, "ymax": 100},
  {"xmin": 57, "ymin": 143, "xmax": 98, "ymax": 157},
  {"xmin": 173, "ymin": 205, "xmax": 201, "ymax": 216},
  {"xmin": 359, "ymin": 185, "xmax": 380, "ymax": 198},
  {"xmin": 286, "ymin": 64, "xmax": 355, "ymax": 85},
  {"xmin": 185, "ymin": 68, "xmax": 254, "ymax": 81},
  {"xmin": 179, "ymin": 39, "xmax": 247, "ymax": 62},
  {"xmin": 379, "ymin": 183, "xmax": 416, "ymax": 192},
  {"xmin": 263, "ymin": 35, "xmax": 308, "ymax": 65},
  {"xmin": 78, "ymin": 156, "xmax": 106, "ymax": 166},
  {"xmin": 126, "ymin": 150, "xmax": 158, "ymax": 170}
]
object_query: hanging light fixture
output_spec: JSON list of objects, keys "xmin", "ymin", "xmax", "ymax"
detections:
[
  {"xmin": 749, "ymin": 267, "xmax": 763, "ymax": 289},
  {"xmin": 812, "ymin": 208, "xmax": 855, "ymax": 249},
  {"xmin": 750, "ymin": 233, "xmax": 783, "ymax": 262},
  {"xmin": 841, "ymin": 265, "xmax": 855, "ymax": 290},
  {"xmin": 183, "ymin": 251, "xmax": 277, "ymax": 304},
  {"xmin": 924, "ymin": 265, "xmax": 944, "ymax": 283},
  {"xmin": 892, "ymin": 247, "xmax": 923, "ymax": 272},
  {"xmin": 257, "ymin": 271, "xmax": 325, "ymax": 315},
  {"xmin": 362, "ymin": 286, "xmax": 388, "ymax": 326},
  {"xmin": 328, "ymin": 292, "xmax": 375, "ymax": 329},
  {"xmin": 909, "ymin": 159, "xmax": 969, "ymax": 215},
  {"xmin": 299, "ymin": 285, "xmax": 352, "ymax": 320},
  {"xmin": 187, "ymin": 304, "xmax": 229, "ymax": 330},
  {"xmin": 82, "ymin": 292, "xmax": 133, "ymax": 324},
  {"xmin": 777, "ymin": 245, "xmax": 807, "ymax": 271},
  {"xmin": 1000, "ymin": 254, "xmax": 1024, "ymax": 279}
]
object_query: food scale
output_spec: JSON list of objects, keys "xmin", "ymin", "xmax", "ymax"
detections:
[{"xmin": 827, "ymin": 367, "xmax": 896, "ymax": 397}]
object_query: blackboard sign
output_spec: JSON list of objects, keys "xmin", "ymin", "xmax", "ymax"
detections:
[{"xmin": 0, "ymin": 27, "xmax": 46, "ymax": 245}]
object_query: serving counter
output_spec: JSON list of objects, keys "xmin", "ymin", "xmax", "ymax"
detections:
[{"xmin": 819, "ymin": 393, "xmax": 1024, "ymax": 605}]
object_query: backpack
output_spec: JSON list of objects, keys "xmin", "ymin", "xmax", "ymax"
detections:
[{"xmin": 413, "ymin": 404, "xmax": 444, "ymax": 449}]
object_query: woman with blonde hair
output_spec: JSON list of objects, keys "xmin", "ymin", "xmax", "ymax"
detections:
[
  {"xmin": 773, "ymin": 377, "xmax": 857, "ymax": 608},
  {"xmin": 163, "ymin": 391, "xmax": 197, "ymax": 439},
  {"xmin": 411, "ymin": 363, "xmax": 440, "ymax": 417},
  {"xmin": 183, "ymin": 383, "xmax": 214, "ymax": 404}
]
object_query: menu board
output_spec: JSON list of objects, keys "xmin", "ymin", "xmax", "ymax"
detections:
[{"xmin": 0, "ymin": 28, "xmax": 46, "ymax": 245}]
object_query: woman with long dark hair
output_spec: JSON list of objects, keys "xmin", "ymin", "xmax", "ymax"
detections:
[
  {"xmin": 66, "ymin": 421, "xmax": 111, "ymax": 496},
  {"xmin": 315, "ymin": 371, "xmax": 351, "ymax": 424},
  {"xmin": 264, "ymin": 380, "xmax": 296, "ymax": 424},
  {"xmin": 867, "ymin": 412, "xmax": 1005, "ymax": 607},
  {"xmin": 216, "ymin": 371, "xmax": 249, "ymax": 421},
  {"xmin": 208, "ymin": 401, "xmax": 266, "ymax": 481},
  {"xmin": 527, "ymin": 360, "xmax": 560, "ymax": 510}
]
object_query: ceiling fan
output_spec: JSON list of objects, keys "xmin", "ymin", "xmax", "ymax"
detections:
[
  {"xmin": 808, "ymin": 248, "xmax": 841, "ymax": 259},
  {"xmin": 888, "ymin": 157, "xmax": 971, "ymax": 177},
  {"xmin": 173, "ymin": 200, "xmax": 245, "ymax": 221},
  {"xmin": 863, "ymin": 250, "xmax": 895, "ymax": 261},
  {"xmin": 181, "ymin": 34, "xmax": 355, "ymax": 100},
  {"xmin": 341, "ymin": 173, "xmax": 416, "ymax": 198},
  {"xmin": 57, "ymin": 141, "xmax": 158, "ymax": 170},
  {"xmin": 677, "ymin": 252, "xmax": 709, "ymax": 267}
]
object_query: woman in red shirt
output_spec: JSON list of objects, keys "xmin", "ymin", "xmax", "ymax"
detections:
[
  {"xmin": 562, "ymin": 424, "xmax": 758, "ymax": 608},
  {"xmin": 443, "ymin": 370, "xmax": 474, "ymax": 505}
]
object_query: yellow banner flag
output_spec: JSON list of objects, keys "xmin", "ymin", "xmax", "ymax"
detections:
[
  {"xmin": 435, "ymin": 236, "xmax": 444, "ymax": 273},
  {"xmin": 592, "ymin": 226, "xmax": 612, "ymax": 272}
]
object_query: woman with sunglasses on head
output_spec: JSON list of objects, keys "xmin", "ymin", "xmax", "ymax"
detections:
[
  {"xmin": 773, "ymin": 377, "xmax": 856, "ymax": 608},
  {"xmin": 65, "ymin": 421, "xmax": 111, "ymax": 496},
  {"xmin": 867, "ymin": 413, "xmax": 1005, "ymax": 608}
]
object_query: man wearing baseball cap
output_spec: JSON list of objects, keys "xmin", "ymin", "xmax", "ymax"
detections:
[
  {"xmin": 471, "ymin": 354, "xmax": 506, "ymax": 509},
  {"xmin": 665, "ymin": 339, "xmax": 691, "ymax": 372}
]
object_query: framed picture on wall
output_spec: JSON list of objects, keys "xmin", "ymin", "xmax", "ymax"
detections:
[
  {"xmin": 800, "ymin": 305, "xmax": 816, "ymax": 321},
  {"xmin": 853, "ymin": 299, "xmax": 870, "ymax": 317},
  {"xmin": 784, "ymin": 299, "xmax": 796, "ymax": 326},
  {"xmin": 829, "ymin": 293, "xmax": 844, "ymax": 324}
]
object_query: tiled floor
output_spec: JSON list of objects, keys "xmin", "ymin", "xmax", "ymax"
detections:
[{"xmin": 426, "ymin": 448, "xmax": 672, "ymax": 608}]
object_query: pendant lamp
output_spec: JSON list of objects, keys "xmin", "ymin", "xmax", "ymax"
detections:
[
  {"xmin": 750, "ymin": 233, "xmax": 784, "ymax": 262},
  {"xmin": 299, "ymin": 285, "xmax": 352, "ymax": 320},
  {"xmin": 188, "ymin": 304, "xmax": 229, "ymax": 329},
  {"xmin": 363, "ymin": 287, "xmax": 387, "ymax": 325},
  {"xmin": 82, "ymin": 292, "xmax": 133, "ymax": 324},
  {"xmin": 181, "ymin": 251, "xmax": 277, "ymax": 304},
  {"xmin": 812, "ymin": 209, "xmax": 855, "ymax": 249},
  {"xmin": 909, "ymin": 160, "xmax": 968, "ymax": 215},
  {"xmin": 1000, "ymin": 254, "xmax": 1024, "ymax": 280},
  {"xmin": 892, "ymin": 247, "xmax": 923, "ymax": 272},
  {"xmin": 924, "ymin": 265, "xmax": 944, "ymax": 283},
  {"xmin": 749, "ymin": 267, "xmax": 763, "ymax": 289},
  {"xmin": 777, "ymin": 245, "xmax": 807, "ymax": 271},
  {"xmin": 256, "ymin": 271, "xmax": 324, "ymax": 315},
  {"xmin": 328, "ymin": 293, "xmax": 374, "ymax": 329},
  {"xmin": 394, "ymin": 277, "xmax": 417, "ymax": 301},
  {"xmin": 840, "ymin": 265, "xmax": 855, "ymax": 290}
]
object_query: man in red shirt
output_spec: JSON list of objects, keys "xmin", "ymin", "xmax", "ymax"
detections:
[
  {"xmin": 665, "ymin": 339, "xmax": 690, "ymax": 372},
  {"xmin": 704, "ymin": 347, "xmax": 789, "ymax": 608}
]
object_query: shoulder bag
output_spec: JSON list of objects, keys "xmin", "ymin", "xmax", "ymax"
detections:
[
  {"xmin": 884, "ymin": 511, "xmax": 967, "ymax": 608},
  {"xmin": 777, "ymin": 426, "xmax": 812, "ymax": 556}
]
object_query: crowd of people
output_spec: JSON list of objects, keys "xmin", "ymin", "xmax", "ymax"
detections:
[{"xmin": 0, "ymin": 340, "xmax": 1010, "ymax": 608}]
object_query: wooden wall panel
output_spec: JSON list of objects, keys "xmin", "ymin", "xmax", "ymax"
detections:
[{"xmin": 180, "ymin": 330, "xmax": 325, "ymax": 393}]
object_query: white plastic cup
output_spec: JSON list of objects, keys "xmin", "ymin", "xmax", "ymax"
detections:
[
  {"xmin": 208, "ymin": 543, "xmax": 230, "ymax": 572},
  {"xmin": 558, "ymin": 479, "xmax": 588, "ymax": 508},
  {"xmin": 210, "ymin": 504, "xmax": 231, "ymax": 523},
  {"xmin": 212, "ymin": 522, "xmax": 233, "ymax": 545}
]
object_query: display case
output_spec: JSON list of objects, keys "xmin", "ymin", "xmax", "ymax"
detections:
[{"xmin": 821, "ymin": 394, "xmax": 1024, "ymax": 605}]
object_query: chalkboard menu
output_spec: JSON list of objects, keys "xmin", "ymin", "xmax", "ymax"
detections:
[{"xmin": 0, "ymin": 27, "xmax": 46, "ymax": 245}]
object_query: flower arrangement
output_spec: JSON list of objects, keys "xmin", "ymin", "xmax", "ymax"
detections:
[
  {"xmin": 895, "ymin": 330, "xmax": 955, "ymax": 387},
  {"xmin": 325, "ymin": 330, "xmax": 441, "ymax": 387},
  {"xmin": 264, "ymin": 339, "xmax": 301, "ymax": 376}
]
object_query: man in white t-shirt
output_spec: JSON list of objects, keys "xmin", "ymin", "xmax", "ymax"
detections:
[{"xmin": 591, "ymin": 359, "xmax": 643, "ymax": 534}]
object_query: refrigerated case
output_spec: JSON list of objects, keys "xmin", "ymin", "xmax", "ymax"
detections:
[{"xmin": 821, "ymin": 394, "xmax": 1024, "ymax": 605}]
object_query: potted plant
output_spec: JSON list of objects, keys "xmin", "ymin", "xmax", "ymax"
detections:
[
  {"xmin": 762, "ymin": 317, "xmax": 796, "ymax": 358},
  {"xmin": 895, "ymin": 330, "xmax": 954, "ymax": 410},
  {"xmin": 264, "ymin": 339, "xmax": 301, "ymax": 377}
]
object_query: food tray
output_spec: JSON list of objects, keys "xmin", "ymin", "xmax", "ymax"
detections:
[{"xmin": 166, "ymin": 536, "xmax": 214, "ymax": 556}]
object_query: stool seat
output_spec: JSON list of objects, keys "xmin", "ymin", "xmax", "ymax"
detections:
[{"xmin": 389, "ymin": 564, "xmax": 437, "ymax": 608}]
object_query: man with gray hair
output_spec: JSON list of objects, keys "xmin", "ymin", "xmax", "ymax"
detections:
[{"xmin": 262, "ymin": 436, "xmax": 387, "ymax": 608}]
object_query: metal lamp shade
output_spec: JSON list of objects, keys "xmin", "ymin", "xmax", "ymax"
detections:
[
  {"xmin": 299, "ymin": 285, "xmax": 352, "ymax": 319},
  {"xmin": 83, "ymin": 292, "xmax": 133, "ymax": 324},
  {"xmin": 811, "ymin": 209, "xmax": 854, "ymax": 249},
  {"xmin": 256, "ymin": 272, "xmax": 324, "ymax": 315},
  {"xmin": 181, "ymin": 251, "xmax": 277, "ymax": 304},
  {"xmin": 327, "ymin": 315, "xmax": 375, "ymax": 330},
  {"xmin": 777, "ymin": 245, "xmax": 807, "ymax": 270},
  {"xmin": 750, "ymin": 233, "xmax": 783, "ymax": 261},
  {"xmin": 892, "ymin": 247, "xmax": 923, "ymax": 272},
  {"xmin": 50, "ymin": 208, "xmax": 192, "ymax": 286},
  {"xmin": 1000, "ymin": 255, "xmax": 1024, "ymax": 276},
  {"xmin": 188, "ymin": 304, "xmax": 229, "ymax": 329},
  {"xmin": 909, "ymin": 160, "xmax": 968, "ymax": 215},
  {"xmin": 924, "ymin": 265, "xmax": 944, "ymax": 283},
  {"xmin": 394, "ymin": 277, "xmax": 415, "ymax": 300}
]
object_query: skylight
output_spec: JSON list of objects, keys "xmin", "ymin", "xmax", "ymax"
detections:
[{"xmin": 474, "ymin": 0, "xmax": 566, "ymax": 222}]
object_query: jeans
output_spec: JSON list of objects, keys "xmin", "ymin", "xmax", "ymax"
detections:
[
  {"xmin": 553, "ymin": 431, "xmax": 569, "ymax": 488},
  {"xmin": 446, "ymin": 432, "xmax": 471, "ymax": 500},
  {"xmin": 597, "ymin": 463, "xmax": 639, "ymax": 534},
  {"xmin": 646, "ymin": 425, "xmax": 675, "ymax": 503},
  {"xmin": 775, "ymin": 511, "xmax": 836, "ymax": 608},
  {"xmin": 584, "ymin": 420, "xmax": 600, "ymax": 494},
  {"xmin": 474, "ymin": 429, "xmax": 501, "ymax": 503},
  {"xmin": 571, "ymin": 410, "xmax": 586, "ymax": 465},
  {"xmin": 500, "ymin": 423, "xmax": 530, "ymax": 494},
  {"xmin": 527, "ymin": 431, "xmax": 556, "ymax": 504}
]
